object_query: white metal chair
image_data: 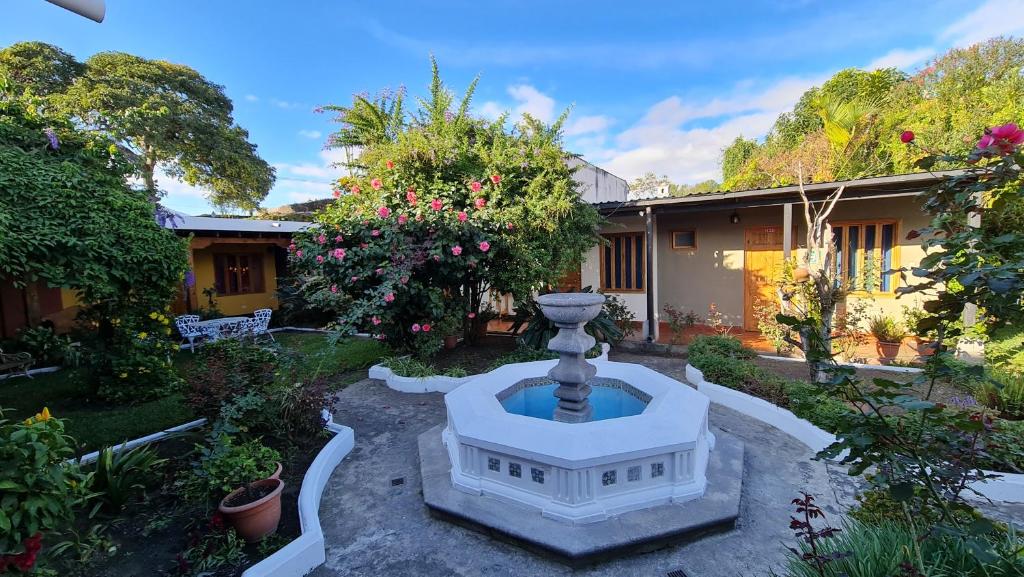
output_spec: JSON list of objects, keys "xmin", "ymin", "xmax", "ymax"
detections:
[
  {"xmin": 252, "ymin": 309, "xmax": 274, "ymax": 342},
  {"xmin": 175, "ymin": 315, "xmax": 204, "ymax": 353}
]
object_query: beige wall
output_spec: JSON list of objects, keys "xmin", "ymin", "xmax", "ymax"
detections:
[
  {"xmin": 597, "ymin": 195, "xmax": 934, "ymax": 332},
  {"xmin": 192, "ymin": 244, "xmax": 280, "ymax": 316}
]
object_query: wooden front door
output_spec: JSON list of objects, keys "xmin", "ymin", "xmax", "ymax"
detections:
[{"xmin": 743, "ymin": 227, "xmax": 788, "ymax": 331}]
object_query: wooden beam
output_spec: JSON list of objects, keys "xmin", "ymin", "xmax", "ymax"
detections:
[
  {"xmin": 190, "ymin": 237, "xmax": 290, "ymax": 250},
  {"xmin": 782, "ymin": 203, "xmax": 793, "ymax": 260}
]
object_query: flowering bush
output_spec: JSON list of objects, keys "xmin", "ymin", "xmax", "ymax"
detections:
[
  {"xmin": 0, "ymin": 408, "xmax": 88, "ymax": 572},
  {"xmin": 83, "ymin": 307, "xmax": 183, "ymax": 402},
  {"xmin": 292, "ymin": 64, "xmax": 601, "ymax": 355}
]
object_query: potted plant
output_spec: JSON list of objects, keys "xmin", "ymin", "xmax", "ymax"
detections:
[
  {"xmin": 869, "ymin": 315, "xmax": 905, "ymax": 364},
  {"xmin": 436, "ymin": 315, "xmax": 461, "ymax": 350},
  {"xmin": 218, "ymin": 478, "xmax": 285, "ymax": 542}
]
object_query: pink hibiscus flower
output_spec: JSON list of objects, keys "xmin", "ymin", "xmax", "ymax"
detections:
[
  {"xmin": 411, "ymin": 323, "xmax": 421, "ymax": 333},
  {"xmin": 317, "ymin": 234, "xmax": 326, "ymax": 244},
  {"xmin": 430, "ymin": 198, "xmax": 443, "ymax": 211},
  {"xmin": 479, "ymin": 241, "xmax": 490, "ymax": 252},
  {"xmin": 470, "ymin": 181, "xmax": 482, "ymax": 192},
  {"xmin": 384, "ymin": 292, "xmax": 395, "ymax": 303},
  {"xmin": 371, "ymin": 229, "xmax": 381, "ymax": 237},
  {"xmin": 377, "ymin": 206, "xmax": 391, "ymax": 219},
  {"xmin": 422, "ymin": 324, "xmax": 432, "ymax": 332},
  {"xmin": 490, "ymin": 174, "xmax": 501, "ymax": 184},
  {"xmin": 371, "ymin": 178, "xmax": 383, "ymax": 190},
  {"xmin": 474, "ymin": 197, "xmax": 486, "ymax": 209},
  {"xmin": 457, "ymin": 211, "xmax": 468, "ymax": 222},
  {"xmin": 451, "ymin": 245, "xmax": 463, "ymax": 256},
  {"xmin": 398, "ymin": 214, "xmax": 408, "ymax": 225},
  {"xmin": 372, "ymin": 316, "xmax": 382, "ymax": 325},
  {"xmin": 316, "ymin": 255, "xmax": 324, "ymax": 263}
]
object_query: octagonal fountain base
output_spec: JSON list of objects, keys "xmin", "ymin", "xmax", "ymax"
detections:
[{"xmin": 419, "ymin": 423, "xmax": 744, "ymax": 567}]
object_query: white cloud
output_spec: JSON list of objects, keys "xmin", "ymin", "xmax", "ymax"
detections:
[
  {"xmin": 481, "ymin": 84, "xmax": 557, "ymax": 123},
  {"xmin": 270, "ymin": 98, "xmax": 303, "ymax": 110},
  {"xmin": 244, "ymin": 94, "xmax": 259, "ymax": 102},
  {"xmin": 866, "ymin": 47, "xmax": 935, "ymax": 71},
  {"xmin": 298, "ymin": 129, "xmax": 322, "ymax": 139},
  {"xmin": 565, "ymin": 115, "xmax": 612, "ymax": 136},
  {"xmin": 941, "ymin": 0, "xmax": 1024, "ymax": 48}
]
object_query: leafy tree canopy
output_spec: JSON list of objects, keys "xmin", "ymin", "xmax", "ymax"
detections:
[
  {"xmin": 0, "ymin": 42, "xmax": 274, "ymax": 212},
  {"xmin": 720, "ymin": 38, "xmax": 1024, "ymax": 190}
]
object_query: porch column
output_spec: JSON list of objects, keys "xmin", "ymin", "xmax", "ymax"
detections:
[
  {"xmin": 645, "ymin": 207, "xmax": 656, "ymax": 342},
  {"xmin": 782, "ymin": 203, "xmax": 793, "ymax": 260}
]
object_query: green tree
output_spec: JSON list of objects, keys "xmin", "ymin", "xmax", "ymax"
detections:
[
  {"xmin": 293, "ymin": 62, "xmax": 601, "ymax": 353},
  {"xmin": 0, "ymin": 41, "xmax": 82, "ymax": 96},
  {"xmin": 721, "ymin": 136, "xmax": 759, "ymax": 184},
  {"xmin": 0, "ymin": 42, "xmax": 275, "ymax": 212},
  {"xmin": 0, "ymin": 87, "xmax": 189, "ymax": 400}
]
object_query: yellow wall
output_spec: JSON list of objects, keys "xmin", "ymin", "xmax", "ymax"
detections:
[{"xmin": 192, "ymin": 244, "xmax": 280, "ymax": 316}]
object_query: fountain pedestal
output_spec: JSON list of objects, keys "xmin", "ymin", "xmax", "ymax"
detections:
[{"xmin": 536, "ymin": 293, "xmax": 605, "ymax": 423}]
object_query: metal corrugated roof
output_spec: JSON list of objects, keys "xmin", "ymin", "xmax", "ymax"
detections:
[{"xmin": 162, "ymin": 210, "xmax": 311, "ymax": 234}]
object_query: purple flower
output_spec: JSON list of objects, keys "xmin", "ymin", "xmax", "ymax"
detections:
[
  {"xmin": 950, "ymin": 395, "xmax": 978, "ymax": 409},
  {"xmin": 184, "ymin": 270, "xmax": 196, "ymax": 288},
  {"xmin": 43, "ymin": 127, "xmax": 59, "ymax": 150},
  {"xmin": 445, "ymin": 110, "xmax": 454, "ymax": 122}
]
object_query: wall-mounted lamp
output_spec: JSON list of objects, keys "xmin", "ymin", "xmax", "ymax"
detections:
[{"xmin": 729, "ymin": 211, "xmax": 741, "ymax": 224}]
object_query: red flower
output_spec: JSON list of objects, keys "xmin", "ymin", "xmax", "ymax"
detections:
[
  {"xmin": 899, "ymin": 130, "xmax": 915, "ymax": 143},
  {"xmin": 490, "ymin": 174, "xmax": 501, "ymax": 184},
  {"xmin": 470, "ymin": 181, "xmax": 482, "ymax": 192},
  {"xmin": 211, "ymin": 512, "xmax": 225, "ymax": 530},
  {"xmin": 422, "ymin": 324, "xmax": 432, "ymax": 332},
  {"xmin": 332, "ymin": 188, "xmax": 341, "ymax": 198},
  {"xmin": 430, "ymin": 198, "xmax": 443, "ymax": 211},
  {"xmin": 406, "ymin": 190, "xmax": 418, "ymax": 205},
  {"xmin": 457, "ymin": 211, "xmax": 468, "ymax": 222},
  {"xmin": 386, "ymin": 159, "xmax": 395, "ymax": 169},
  {"xmin": 351, "ymin": 185, "xmax": 361, "ymax": 194},
  {"xmin": 474, "ymin": 197, "xmax": 486, "ymax": 209}
]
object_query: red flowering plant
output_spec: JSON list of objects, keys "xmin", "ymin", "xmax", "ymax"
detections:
[{"xmin": 293, "ymin": 62, "xmax": 602, "ymax": 355}]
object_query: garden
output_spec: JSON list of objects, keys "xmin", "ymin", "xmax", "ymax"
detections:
[{"xmin": 1, "ymin": 38, "xmax": 1024, "ymax": 577}]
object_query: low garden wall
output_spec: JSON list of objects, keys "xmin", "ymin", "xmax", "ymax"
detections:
[{"xmin": 686, "ymin": 363, "xmax": 1024, "ymax": 504}]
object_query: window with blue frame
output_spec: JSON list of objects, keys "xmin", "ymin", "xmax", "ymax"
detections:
[{"xmin": 829, "ymin": 221, "xmax": 898, "ymax": 292}]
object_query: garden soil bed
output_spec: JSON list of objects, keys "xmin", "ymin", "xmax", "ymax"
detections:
[
  {"xmin": 74, "ymin": 431, "xmax": 329, "ymax": 577},
  {"xmin": 429, "ymin": 334, "xmax": 519, "ymax": 374}
]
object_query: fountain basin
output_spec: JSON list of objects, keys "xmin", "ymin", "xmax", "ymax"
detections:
[{"xmin": 441, "ymin": 358, "xmax": 714, "ymax": 524}]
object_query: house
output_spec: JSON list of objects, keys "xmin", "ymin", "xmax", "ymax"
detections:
[
  {"xmin": 163, "ymin": 212, "xmax": 310, "ymax": 317},
  {"xmin": 578, "ymin": 171, "xmax": 954, "ymax": 347}
]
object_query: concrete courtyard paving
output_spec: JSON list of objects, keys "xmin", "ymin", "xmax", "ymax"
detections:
[{"xmin": 312, "ymin": 354, "xmax": 866, "ymax": 577}]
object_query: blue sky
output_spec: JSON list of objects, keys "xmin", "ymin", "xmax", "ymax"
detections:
[{"xmin": 5, "ymin": 0, "xmax": 1024, "ymax": 214}]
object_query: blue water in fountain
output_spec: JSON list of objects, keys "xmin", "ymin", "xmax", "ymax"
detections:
[{"xmin": 501, "ymin": 382, "xmax": 647, "ymax": 422}]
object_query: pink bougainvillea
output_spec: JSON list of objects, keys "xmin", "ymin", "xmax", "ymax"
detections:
[{"xmin": 451, "ymin": 245, "xmax": 463, "ymax": 256}]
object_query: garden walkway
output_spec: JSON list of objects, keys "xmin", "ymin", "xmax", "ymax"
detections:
[{"xmin": 313, "ymin": 352, "xmax": 863, "ymax": 577}]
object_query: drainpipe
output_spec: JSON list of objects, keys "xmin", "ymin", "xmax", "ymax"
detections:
[{"xmin": 645, "ymin": 206, "xmax": 655, "ymax": 342}]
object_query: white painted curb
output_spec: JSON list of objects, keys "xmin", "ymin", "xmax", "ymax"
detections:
[
  {"xmin": 758, "ymin": 354, "xmax": 924, "ymax": 374},
  {"xmin": 686, "ymin": 364, "xmax": 837, "ymax": 453},
  {"xmin": 369, "ymin": 343, "xmax": 611, "ymax": 394},
  {"xmin": 72, "ymin": 418, "xmax": 208, "ymax": 465},
  {"xmin": 242, "ymin": 411, "xmax": 355, "ymax": 577},
  {"xmin": 0, "ymin": 365, "xmax": 61, "ymax": 381},
  {"xmin": 685, "ymin": 363, "xmax": 1024, "ymax": 503}
]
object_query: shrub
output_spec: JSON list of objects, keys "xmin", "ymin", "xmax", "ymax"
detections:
[
  {"xmin": 868, "ymin": 315, "xmax": 904, "ymax": 343},
  {"xmin": 382, "ymin": 356, "xmax": 436, "ymax": 378},
  {"xmin": 602, "ymin": 293, "xmax": 636, "ymax": 340},
  {"xmin": 0, "ymin": 408, "xmax": 87, "ymax": 567},
  {"xmin": 975, "ymin": 367, "xmax": 1024, "ymax": 421},
  {"xmin": 83, "ymin": 308, "xmax": 184, "ymax": 402},
  {"xmin": 274, "ymin": 378, "xmax": 331, "ymax": 441},
  {"xmin": 663, "ymin": 304, "xmax": 699, "ymax": 345},
  {"xmin": 987, "ymin": 327, "xmax": 1024, "ymax": 375},
  {"xmin": 90, "ymin": 444, "xmax": 165, "ymax": 513},
  {"xmin": 442, "ymin": 366, "xmax": 469, "ymax": 378},
  {"xmin": 184, "ymin": 436, "xmax": 281, "ymax": 502},
  {"xmin": 688, "ymin": 334, "xmax": 756, "ymax": 360},
  {"xmin": 13, "ymin": 325, "xmax": 78, "ymax": 367},
  {"xmin": 186, "ymin": 340, "xmax": 278, "ymax": 420}
]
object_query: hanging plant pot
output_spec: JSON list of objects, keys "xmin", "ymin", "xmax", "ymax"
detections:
[{"xmin": 218, "ymin": 478, "xmax": 284, "ymax": 542}]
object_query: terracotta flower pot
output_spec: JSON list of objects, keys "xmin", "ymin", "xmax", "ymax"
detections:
[
  {"xmin": 218, "ymin": 478, "xmax": 284, "ymax": 542},
  {"xmin": 443, "ymin": 335, "xmax": 459, "ymax": 349},
  {"xmin": 268, "ymin": 462, "xmax": 282, "ymax": 481},
  {"xmin": 876, "ymin": 341, "xmax": 902, "ymax": 364}
]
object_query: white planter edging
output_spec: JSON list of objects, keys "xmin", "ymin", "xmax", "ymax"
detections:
[
  {"xmin": 686, "ymin": 363, "xmax": 1024, "ymax": 504},
  {"xmin": 0, "ymin": 365, "xmax": 61, "ymax": 381},
  {"xmin": 686, "ymin": 364, "xmax": 837, "ymax": 453},
  {"xmin": 370, "ymin": 343, "xmax": 611, "ymax": 394},
  {"xmin": 73, "ymin": 418, "xmax": 208, "ymax": 465},
  {"xmin": 758, "ymin": 354, "xmax": 924, "ymax": 374},
  {"xmin": 242, "ymin": 414, "xmax": 355, "ymax": 577}
]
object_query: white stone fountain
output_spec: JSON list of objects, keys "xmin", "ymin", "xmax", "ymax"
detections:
[{"xmin": 419, "ymin": 293, "xmax": 743, "ymax": 563}]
